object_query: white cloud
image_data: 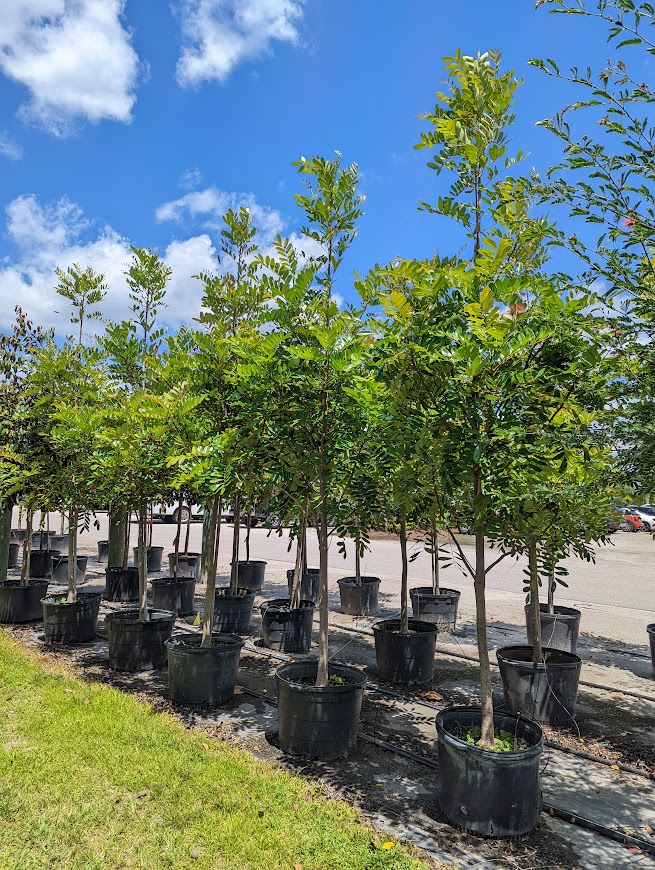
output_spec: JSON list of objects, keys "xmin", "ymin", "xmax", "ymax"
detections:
[
  {"xmin": 0, "ymin": 132, "xmax": 23, "ymax": 161},
  {"xmin": 0, "ymin": 1, "xmax": 140, "ymax": 136},
  {"xmin": 175, "ymin": 0, "xmax": 306, "ymax": 86}
]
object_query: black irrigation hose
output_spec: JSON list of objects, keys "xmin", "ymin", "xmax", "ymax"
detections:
[{"xmin": 237, "ymin": 684, "xmax": 655, "ymax": 858}]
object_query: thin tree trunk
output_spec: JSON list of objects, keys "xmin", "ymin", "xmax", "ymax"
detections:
[
  {"xmin": 547, "ymin": 563, "xmax": 555, "ymax": 615},
  {"xmin": 46, "ymin": 511, "xmax": 50, "ymax": 552},
  {"xmin": 18, "ymin": 506, "xmax": 23, "ymax": 531},
  {"xmin": 0, "ymin": 502, "xmax": 12, "ymax": 584},
  {"xmin": 431, "ymin": 517, "xmax": 440, "ymax": 595},
  {"xmin": 355, "ymin": 530, "xmax": 361, "ymax": 584},
  {"xmin": 60, "ymin": 511, "xmax": 65, "ymax": 536},
  {"xmin": 21, "ymin": 512, "xmax": 33, "ymax": 586},
  {"xmin": 399, "ymin": 505, "xmax": 409, "ymax": 634},
  {"xmin": 290, "ymin": 511, "xmax": 306, "ymax": 610},
  {"xmin": 122, "ymin": 513, "xmax": 131, "ymax": 570},
  {"xmin": 245, "ymin": 506, "xmax": 251, "ymax": 563},
  {"xmin": 528, "ymin": 542, "xmax": 542, "ymax": 664},
  {"xmin": 201, "ymin": 497, "xmax": 221, "ymax": 647},
  {"xmin": 138, "ymin": 505, "xmax": 149, "ymax": 622},
  {"xmin": 108, "ymin": 506, "xmax": 127, "ymax": 569},
  {"xmin": 302, "ymin": 520, "xmax": 308, "ymax": 574},
  {"xmin": 473, "ymin": 467, "xmax": 494, "ymax": 748},
  {"xmin": 147, "ymin": 504, "xmax": 153, "ymax": 549},
  {"xmin": 184, "ymin": 505, "xmax": 191, "ymax": 553},
  {"xmin": 316, "ymin": 506, "xmax": 329, "ymax": 687},
  {"xmin": 67, "ymin": 505, "xmax": 78, "ymax": 604},
  {"xmin": 173, "ymin": 492, "xmax": 183, "ymax": 580},
  {"xmin": 230, "ymin": 498, "xmax": 240, "ymax": 593}
]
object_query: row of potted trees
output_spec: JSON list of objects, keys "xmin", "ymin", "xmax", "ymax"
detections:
[{"xmin": 0, "ymin": 49, "xmax": 645, "ymax": 842}]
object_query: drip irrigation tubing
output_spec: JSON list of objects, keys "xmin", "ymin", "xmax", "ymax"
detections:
[
  {"xmin": 239, "ymin": 638, "xmax": 655, "ymax": 783},
  {"xmin": 320, "ymin": 619, "xmax": 655, "ymax": 704},
  {"xmin": 236, "ymin": 683, "xmax": 655, "ymax": 859}
]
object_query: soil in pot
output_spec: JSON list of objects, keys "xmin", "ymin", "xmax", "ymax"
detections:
[
  {"xmin": 213, "ymin": 587, "xmax": 256, "ymax": 634},
  {"xmin": 286, "ymin": 568, "xmax": 320, "ymax": 604},
  {"xmin": 166, "ymin": 633, "xmax": 244, "ymax": 708},
  {"xmin": 525, "ymin": 604, "xmax": 581, "ymax": 655},
  {"xmin": 261, "ymin": 599, "xmax": 315, "ymax": 653},
  {"xmin": 51, "ymin": 555, "xmax": 88, "ymax": 585},
  {"xmin": 42, "ymin": 592, "xmax": 101, "ymax": 644},
  {"xmin": 410, "ymin": 587, "xmax": 460, "ymax": 632},
  {"xmin": 167, "ymin": 552, "xmax": 199, "ymax": 579},
  {"xmin": 0, "ymin": 580, "xmax": 49, "ymax": 623},
  {"xmin": 97, "ymin": 540, "xmax": 109, "ymax": 562},
  {"xmin": 647, "ymin": 624, "xmax": 654, "ymax": 679},
  {"xmin": 237, "ymin": 560, "xmax": 267, "ymax": 592},
  {"xmin": 373, "ymin": 619, "xmax": 438, "ymax": 685},
  {"xmin": 497, "ymin": 645, "xmax": 582, "ymax": 725},
  {"xmin": 338, "ymin": 577, "xmax": 380, "ymax": 617},
  {"xmin": 8, "ymin": 541, "xmax": 19, "ymax": 569},
  {"xmin": 106, "ymin": 609, "xmax": 176, "ymax": 671},
  {"xmin": 132, "ymin": 546, "xmax": 164, "ymax": 573},
  {"xmin": 105, "ymin": 567, "xmax": 139, "ymax": 602},
  {"xmin": 436, "ymin": 705, "xmax": 543, "ymax": 837},
  {"xmin": 276, "ymin": 661, "xmax": 366, "ymax": 760},
  {"xmin": 152, "ymin": 577, "xmax": 196, "ymax": 616},
  {"xmin": 29, "ymin": 549, "xmax": 60, "ymax": 579}
]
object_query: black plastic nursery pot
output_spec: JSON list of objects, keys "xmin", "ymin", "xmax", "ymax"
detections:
[
  {"xmin": 41, "ymin": 592, "xmax": 101, "ymax": 644},
  {"xmin": 152, "ymin": 577, "xmax": 196, "ymax": 617},
  {"xmin": 497, "ymin": 645, "xmax": 582, "ymax": 725},
  {"xmin": 213, "ymin": 587, "xmax": 256, "ymax": 634},
  {"xmin": 373, "ymin": 619, "xmax": 438, "ymax": 685},
  {"xmin": 338, "ymin": 577, "xmax": 380, "ymax": 617},
  {"xmin": 133, "ymin": 546, "xmax": 164, "ymax": 573},
  {"xmin": 8, "ymin": 541, "xmax": 19, "ymax": 569},
  {"xmin": 49, "ymin": 534, "xmax": 69, "ymax": 552},
  {"xmin": 166, "ymin": 633, "xmax": 244, "ymax": 708},
  {"xmin": 31, "ymin": 531, "xmax": 54, "ymax": 548},
  {"xmin": 410, "ymin": 587, "xmax": 461, "ymax": 632},
  {"xmin": 237, "ymin": 560, "xmax": 267, "ymax": 592},
  {"xmin": 167, "ymin": 552, "xmax": 200, "ymax": 579},
  {"xmin": 11, "ymin": 529, "xmax": 28, "ymax": 541},
  {"xmin": 51, "ymin": 555, "xmax": 88, "ymax": 585},
  {"xmin": 0, "ymin": 580, "xmax": 49, "ymax": 623},
  {"xmin": 29, "ymin": 549, "xmax": 60, "ymax": 578},
  {"xmin": 286, "ymin": 568, "xmax": 320, "ymax": 604},
  {"xmin": 261, "ymin": 599, "xmax": 315, "ymax": 653},
  {"xmin": 97, "ymin": 540, "xmax": 109, "ymax": 562},
  {"xmin": 525, "ymin": 604, "xmax": 582, "ymax": 655},
  {"xmin": 647, "ymin": 624, "xmax": 654, "ymax": 679},
  {"xmin": 105, "ymin": 609, "xmax": 176, "ymax": 671},
  {"xmin": 276, "ymin": 661, "xmax": 367, "ymax": 760},
  {"xmin": 104, "ymin": 566, "xmax": 139, "ymax": 602},
  {"xmin": 436, "ymin": 706, "xmax": 543, "ymax": 838}
]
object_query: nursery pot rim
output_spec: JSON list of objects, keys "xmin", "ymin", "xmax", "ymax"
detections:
[
  {"xmin": 524, "ymin": 603, "xmax": 582, "ymax": 619},
  {"xmin": 260, "ymin": 597, "xmax": 316, "ymax": 614},
  {"xmin": 215, "ymin": 586, "xmax": 256, "ymax": 599},
  {"xmin": 1, "ymin": 579, "xmax": 49, "ymax": 589},
  {"xmin": 648, "ymin": 623, "xmax": 655, "ymax": 635},
  {"xmin": 276, "ymin": 660, "xmax": 367, "ymax": 693},
  {"xmin": 41, "ymin": 591, "xmax": 102, "ymax": 607},
  {"xmin": 372, "ymin": 617, "xmax": 438, "ymax": 636},
  {"xmin": 165, "ymin": 632, "xmax": 244, "ymax": 653},
  {"xmin": 235, "ymin": 559, "xmax": 268, "ymax": 567},
  {"xmin": 338, "ymin": 576, "xmax": 381, "ymax": 586},
  {"xmin": 105, "ymin": 608, "xmax": 175, "ymax": 625},
  {"xmin": 436, "ymin": 704, "xmax": 544, "ymax": 759},
  {"xmin": 496, "ymin": 644, "xmax": 582, "ymax": 670},
  {"xmin": 152, "ymin": 576, "xmax": 196, "ymax": 587},
  {"xmin": 410, "ymin": 585, "xmax": 460, "ymax": 599}
]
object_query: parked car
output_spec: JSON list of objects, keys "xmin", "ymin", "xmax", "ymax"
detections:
[
  {"xmin": 153, "ymin": 501, "xmax": 269, "ymax": 526},
  {"xmin": 606, "ymin": 515, "xmax": 620, "ymax": 533},
  {"xmin": 625, "ymin": 506, "xmax": 655, "ymax": 532},
  {"xmin": 614, "ymin": 507, "xmax": 645, "ymax": 532}
]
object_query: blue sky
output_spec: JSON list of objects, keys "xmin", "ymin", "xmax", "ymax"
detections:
[{"xmin": 0, "ymin": 1, "xmax": 617, "ymax": 334}]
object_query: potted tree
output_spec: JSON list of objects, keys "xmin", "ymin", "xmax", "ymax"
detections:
[
  {"xmin": 0, "ymin": 308, "xmax": 50, "ymax": 622},
  {"xmin": 247, "ymin": 154, "xmax": 371, "ymax": 758}
]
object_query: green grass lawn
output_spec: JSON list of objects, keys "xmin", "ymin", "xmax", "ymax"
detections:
[{"xmin": 0, "ymin": 632, "xmax": 435, "ymax": 870}]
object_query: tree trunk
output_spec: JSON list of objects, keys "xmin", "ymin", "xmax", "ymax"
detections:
[
  {"xmin": 245, "ymin": 506, "xmax": 251, "ymax": 563},
  {"xmin": 123, "ymin": 513, "xmax": 131, "ymax": 570},
  {"xmin": 46, "ymin": 511, "xmax": 50, "ymax": 552},
  {"xmin": 547, "ymin": 563, "xmax": 556, "ymax": 615},
  {"xmin": 201, "ymin": 497, "xmax": 221, "ymax": 647},
  {"xmin": 355, "ymin": 531, "xmax": 361, "ymax": 584},
  {"xmin": 229, "ymin": 498, "xmax": 240, "ymax": 593},
  {"xmin": 184, "ymin": 505, "xmax": 191, "ymax": 553},
  {"xmin": 173, "ymin": 492, "xmax": 183, "ymax": 580},
  {"xmin": 66, "ymin": 505, "xmax": 78, "ymax": 604},
  {"xmin": 138, "ymin": 505, "xmax": 149, "ymax": 622},
  {"xmin": 147, "ymin": 504, "xmax": 153, "ymax": 549},
  {"xmin": 528, "ymin": 542, "xmax": 542, "ymax": 664},
  {"xmin": 290, "ymin": 511, "xmax": 306, "ymax": 610},
  {"xmin": 399, "ymin": 505, "xmax": 409, "ymax": 634},
  {"xmin": 431, "ymin": 517, "xmax": 440, "ymax": 595},
  {"xmin": 108, "ymin": 506, "xmax": 127, "ymax": 569},
  {"xmin": 473, "ymin": 467, "xmax": 494, "ymax": 748},
  {"xmin": 316, "ymin": 506, "xmax": 329, "ymax": 687},
  {"xmin": 21, "ymin": 512, "xmax": 33, "ymax": 586},
  {"xmin": 0, "ymin": 502, "xmax": 12, "ymax": 584},
  {"xmin": 60, "ymin": 511, "xmax": 65, "ymax": 536}
]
